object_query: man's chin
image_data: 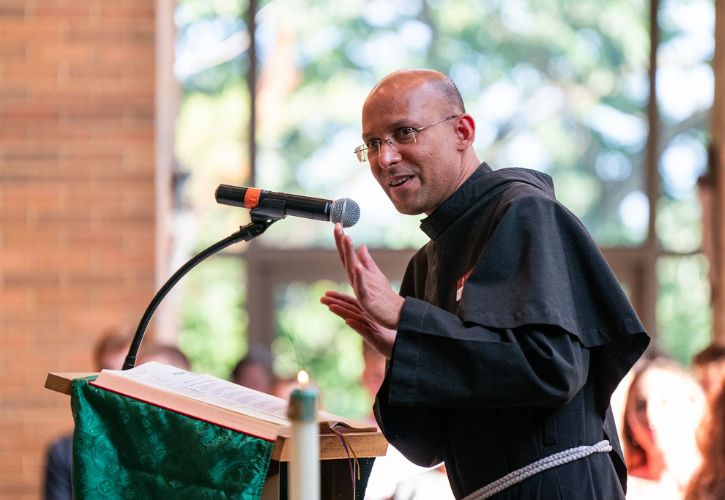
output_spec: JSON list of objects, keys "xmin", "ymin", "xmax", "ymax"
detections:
[{"xmin": 391, "ymin": 198, "xmax": 426, "ymax": 216}]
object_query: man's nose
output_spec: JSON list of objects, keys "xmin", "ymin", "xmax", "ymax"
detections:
[{"xmin": 377, "ymin": 140, "xmax": 401, "ymax": 169}]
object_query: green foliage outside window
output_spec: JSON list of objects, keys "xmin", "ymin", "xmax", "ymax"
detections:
[
  {"xmin": 178, "ymin": 256, "xmax": 247, "ymax": 379},
  {"xmin": 657, "ymin": 255, "xmax": 712, "ymax": 366},
  {"xmin": 273, "ymin": 281, "xmax": 371, "ymax": 418},
  {"xmin": 173, "ymin": 0, "xmax": 715, "ymax": 415}
]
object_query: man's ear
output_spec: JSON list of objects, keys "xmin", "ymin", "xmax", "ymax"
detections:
[{"xmin": 455, "ymin": 114, "xmax": 476, "ymax": 150}]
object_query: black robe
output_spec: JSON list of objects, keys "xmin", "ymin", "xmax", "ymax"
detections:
[{"xmin": 374, "ymin": 164, "xmax": 649, "ymax": 499}]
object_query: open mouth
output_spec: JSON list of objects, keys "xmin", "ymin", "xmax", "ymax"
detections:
[{"xmin": 390, "ymin": 176, "xmax": 413, "ymax": 188}]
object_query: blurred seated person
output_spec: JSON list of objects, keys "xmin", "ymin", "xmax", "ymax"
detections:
[
  {"xmin": 270, "ymin": 375, "xmax": 297, "ymax": 400},
  {"xmin": 622, "ymin": 357, "xmax": 707, "ymax": 500},
  {"xmin": 137, "ymin": 342, "xmax": 190, "ymax": 370},
  {"xmin": 685, "ymin": 379, "xmax": 725, "ymax": 500},
  {"xmin": 692, "ymin": 342, "xmax": 725, "ymax": 404},
  {"xmin": 231, "ymin": 345, "xmax": 275, "ymax": 394},
  {"xmin": 361, "ymin": 341, "xmax": 387, "ymax": 415},
  {"xmin": 43, "ymin": 328, "xmax": 132, "ymax": 500}
]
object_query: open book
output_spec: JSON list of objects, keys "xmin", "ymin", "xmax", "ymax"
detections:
[{"xmin": 91, "ymin": 361, "xmax": 377, "ymax": 444}]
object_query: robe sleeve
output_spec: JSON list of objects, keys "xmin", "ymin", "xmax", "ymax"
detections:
[
  {"xmin": 387, "ymin": 298, "xmax": 589, "ymax": 409},
  {"xmin": 373, "ymin": 302, "xmax": 589, "ymax": 467},
  {"xmin": 373, "ymin": 373, "xmax": 448, "ymax": 468}
]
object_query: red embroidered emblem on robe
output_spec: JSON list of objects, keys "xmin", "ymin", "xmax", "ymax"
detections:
[{"xmin": 456, "ymin": 269, "xmax": 473, "ymax": 302}]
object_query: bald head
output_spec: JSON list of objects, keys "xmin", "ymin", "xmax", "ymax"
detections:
[
  {"xmin": 360, "ymin": 69, "xmax": 480, "ymax": 216},
  {"xmin": 365, "ymin": 69, "xmax": 465, "ymax": 116}
]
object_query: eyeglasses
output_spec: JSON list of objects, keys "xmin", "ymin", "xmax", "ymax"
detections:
[{"xmin": 354, "ymin": 114, "xmax": 459, "ymax": 163}]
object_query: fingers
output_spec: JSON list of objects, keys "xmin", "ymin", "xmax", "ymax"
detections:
[
  {"xmin": 342, "ymin": 232, "xmax": 359, "ymax": 273},
  {"xmin": 321, "ymin": 292, "xmax": 367, "ymax": 322},
  {"xmin": 333, "ymin": 223, "xmax": 346, "ymax": 267},
  {"xmin": 330, "ymin": 304, "xmax": 369, "ymax": 326},
  {"xmin": 328, "ymin": 227, "xmax": 400, "ymax": 331},
  {"xmin": 321, "ymin": 288, "xmax": 396, "ymax": 359},
  {"xmin": 334, "ymin": 223, "xmax": 360, "ymax": 285},
  {"xmin": 322, "ymin": 297, "xmax": 361, "ymax": 318},
  {"xmin": 346, "ymin": 318, "xmax": 375, "ymax": 338},
  {"xmin": 321, "ymin": 290, "xmax": 359, "ymax": 309},
  {"xmin": 333, "ymin": 225, "xmax": 379, "ymax": 278},
  {"xmin": 352, "ymin": 263, "xmax": 367, "ymax": 299},
  {"xmin": 322, "ymin": 300, "xmax": 373, "ymax": 332},
  {"xmin": 358, "ymin": 244, "xmax": 384, "ymax": 275},
  {"xmin": 324, "ymin": 303, "xmax": 354, "ymax": 324},
  {"xmin": 321, "ymin": 291, "xmax": 377, "ymax": 331}
]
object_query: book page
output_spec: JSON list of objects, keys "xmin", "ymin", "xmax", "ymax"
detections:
[
  {"xmin": 96, "ymin": 362, "xmax": 377, "ymax": 432},
  {"xmin": 97, "ymin": 362, "xmax": 290, "ymax": 426}
]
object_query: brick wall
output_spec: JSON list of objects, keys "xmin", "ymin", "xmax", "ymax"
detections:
[{"xmin": 0, "ymin": 1, "xmax": 157, "ymax": 497}]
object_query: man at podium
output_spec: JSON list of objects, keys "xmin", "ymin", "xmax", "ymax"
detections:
[{"xmin": 322, "ymin": 69, "xmax": 649, "ymax": 499}]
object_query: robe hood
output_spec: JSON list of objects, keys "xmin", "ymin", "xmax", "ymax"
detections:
[
  {"xmin": 418, "ymin": 163, "xmax": 649, "ymax": 405},
  {"xmin": 421, "ymin": 163, "xmax": 555, "ymax": 240}
]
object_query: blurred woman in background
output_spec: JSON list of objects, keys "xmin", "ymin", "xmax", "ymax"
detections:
[
  {"xmin": 685, "ymin": 378, "xmax": 725, "ymax": 500},
  {"xmin": 622, "ymin": 357, "xmax": 707, "ymax": 500}
]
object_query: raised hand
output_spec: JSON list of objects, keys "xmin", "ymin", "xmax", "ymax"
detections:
[
  {"xmin": 320, "ymin": 290, "xmax": 396, "ymax": 358},
  {"xmin": 333, "ymin": 224, "xmax": 404, "ymax": 329}
]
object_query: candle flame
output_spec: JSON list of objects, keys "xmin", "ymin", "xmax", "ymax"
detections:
[{"xmin": 297, "ymin": 370, "xmax": 309, "ymax": 386}]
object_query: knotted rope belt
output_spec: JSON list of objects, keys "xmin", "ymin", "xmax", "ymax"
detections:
[{"xmin": 462, "ymin": 440, "xmax": 613, "ymax": 500}]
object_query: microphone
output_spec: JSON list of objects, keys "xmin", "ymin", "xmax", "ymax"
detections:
[{"xmin": 215, "ymin": 185, "xmax": 361, "ymax": 228}]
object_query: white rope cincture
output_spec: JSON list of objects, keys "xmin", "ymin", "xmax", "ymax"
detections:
[{"xmin": 462, "ymin": 440, "xmax": 613, "ymax": 500}]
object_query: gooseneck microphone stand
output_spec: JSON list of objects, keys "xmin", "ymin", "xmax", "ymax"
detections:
[{"xmin": 122, "ymin": 208, "xmax": 284, "ymax": 370}]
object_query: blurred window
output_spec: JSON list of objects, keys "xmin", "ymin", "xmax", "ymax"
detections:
[{"xmin": 172, "ymin": 0, "xmax": 713, "ymax": 391}]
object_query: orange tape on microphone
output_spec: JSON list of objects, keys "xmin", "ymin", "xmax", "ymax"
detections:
[{"xmin": 244, "ymin": 188, "xmax": 262, "ymax": 208}]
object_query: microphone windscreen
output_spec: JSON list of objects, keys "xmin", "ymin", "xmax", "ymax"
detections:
[{"xmin": 330, "ymin": 198, "xmax": 360, "ymax": 228}]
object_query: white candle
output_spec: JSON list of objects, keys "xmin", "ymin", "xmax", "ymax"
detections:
[{"xmin": 287, "ymin": 370, "xmax": 320, "ymax": 500}]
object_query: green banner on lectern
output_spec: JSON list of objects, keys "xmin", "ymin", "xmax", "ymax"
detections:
[{"xmin": 70, "ymin": 377, "xmax": 274, "ymax": 499}]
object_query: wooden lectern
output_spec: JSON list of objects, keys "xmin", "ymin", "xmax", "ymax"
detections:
[{"xmin": 46, "ymin": 372, "xmax": 388, "ymax": 499}]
